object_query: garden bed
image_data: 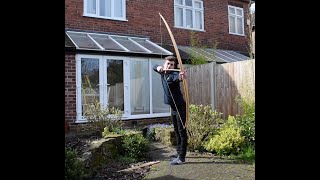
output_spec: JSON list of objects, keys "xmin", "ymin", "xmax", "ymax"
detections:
[{"xmin": 65, "ymin": 132, "xmax": 151, "ymax": 179}]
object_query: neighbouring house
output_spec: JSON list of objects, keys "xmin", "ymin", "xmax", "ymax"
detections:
[
  {"xmin": 65, "ymin": 0, "xmax": 251, "ymax": 132},
  {"xmin": 249, "ymin": 1, "xmax": 255, "ymax": 57}
]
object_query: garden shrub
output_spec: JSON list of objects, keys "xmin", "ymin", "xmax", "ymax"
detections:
[
  {"xmin": 121, "ymin": 133, "xmax": 150, "ymax": 161},
  {"xmin": 236, "ymin": 97, "xmax": 255, "ymax": 146},
  {"xmin": 236, "ymin": 113, "xmax": 255, "ymax": 146},
  {"xmin": 235, "ymin": 68, "xmax": 255, "ymax": 147},
  {"xmin": 65, "ymin": 148, "xmax": 85, "ymax": 180},
  {"xmin": 204, "ymin": 115, "xmax": 245, "ymax": 155},
  {"xmin": 83, "ymin": 100, "xmax": 123, "ymax": 136},
  {"xmin": 102, "ymin": 126, "xmax": 126, "ymax": 138},
  {"xmin": 187, "ymin": 104, "xmax": 223, "ymax": 151}
]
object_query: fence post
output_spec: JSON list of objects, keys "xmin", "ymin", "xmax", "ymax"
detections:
[{"xmin": 210, "ymin": 62, "xmax": 216, "ymax": 111}]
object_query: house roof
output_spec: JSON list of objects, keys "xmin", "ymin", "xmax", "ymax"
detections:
[
  {"xmin": 160, "ymin": 44, "xmax": 191, "ymax": 60},
  {"xmin": 65, "ymin": 30, "xmax": 173, "ymax": 56},
  {"xmin": 164, "ymin": 45, "xmax": 250, "ymax": 63}
]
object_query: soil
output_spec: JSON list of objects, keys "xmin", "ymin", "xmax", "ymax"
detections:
[{"xmin": 65, "ymin": 133, "xmax": 153, "ymax": 180}]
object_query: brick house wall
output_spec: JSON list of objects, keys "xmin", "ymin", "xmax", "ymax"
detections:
[
  {"xmin": 65, "ymin": 0, "xmax": 250, "ymax": 53},
  {"xmin": 65, "ymin": 53, "xmax": 77, "ymax": 132}
]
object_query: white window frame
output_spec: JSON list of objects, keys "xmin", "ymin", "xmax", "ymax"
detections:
[
  {"xmin": 174, "ymin": 0, "xmax": 204, "ymax": 31},
  {"xmin": 228, "ymin": 5, "xmax": 245, "ymax": 36},
  {"xmin": 75, "ymin": 54, "xmax": 170, "ymax": 123},
  {"xmin": 83, "ymin": 0, "xmax": 127, "ymax": 21}
]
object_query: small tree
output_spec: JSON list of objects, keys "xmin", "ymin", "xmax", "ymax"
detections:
[
  {"xmin": 81, "ymin": 75, "xmax": 123, "ymax": 136},
  {"xmin": 84, "ymin": 99, "xmax": 123, "ymax": 135},
  {"xmin": 189, "ymin": 31, "xmax": 218, "ymax": 65}
]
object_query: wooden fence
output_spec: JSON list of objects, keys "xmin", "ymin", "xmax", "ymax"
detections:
[{"xmin": 184, "ymin": 59, "xmax": 255, "ymax": 119}]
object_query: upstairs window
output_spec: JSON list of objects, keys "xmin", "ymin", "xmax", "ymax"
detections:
[
  {"xmin": 84, "ymin": 0, "xmax": 126, "ymax": 21},
  {"xmin": 228, "ymin": 5, "xmax": 244, "ymax": 36},
  {"xmin": 174, "ymin": 0, "xmax": 204, "ymax": 31}
]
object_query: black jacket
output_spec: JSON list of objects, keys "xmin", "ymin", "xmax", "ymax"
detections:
[{"xmin": 153, "ymin": 64, "xmax": 185, "ymax": 106}]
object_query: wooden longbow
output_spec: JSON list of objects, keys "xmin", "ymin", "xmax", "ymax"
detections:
[{"xmin": 159, "ymin": 12, "xmax": 189, "ymax": 129}]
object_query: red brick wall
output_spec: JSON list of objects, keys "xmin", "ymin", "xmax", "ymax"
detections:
[
  {"xmin": 122, "ymin": 117, "xmax": 171, "ymax": 129},
  {"xmin": 65, "ymin": 53, "xmax": 77, "ymax": 132},
  {"xmin": 65, "ymin": 0, "xmax": 250, "ymax": 52}
]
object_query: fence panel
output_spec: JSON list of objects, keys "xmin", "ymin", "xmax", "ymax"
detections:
[{"xmin": 186, "ymin": 59, "xmax": 255, "ymax": 119}]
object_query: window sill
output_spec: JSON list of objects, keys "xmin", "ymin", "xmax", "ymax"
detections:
[
  {"xmin": 83, "ymin": 14, "xmax": 128, "ymax": 22},
  {"xmin": 229, "ymin": 32, "xmax": 245, "ymax": 37},
  {"xmin": 174, "ymin": 26, "xmax": 205, "ymax": 32}
]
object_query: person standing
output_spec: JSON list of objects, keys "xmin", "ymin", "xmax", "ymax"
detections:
[{"xmin": 153, "ymin": 56, "xmax": 187, "ymax": 165}]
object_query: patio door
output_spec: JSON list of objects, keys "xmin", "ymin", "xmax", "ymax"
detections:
[{"xmin": 76, "ymin": 55, "xmax": 128, "ymax": 122}]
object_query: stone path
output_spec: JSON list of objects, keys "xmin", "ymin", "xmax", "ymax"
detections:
[{"xmin": 144, "ymin": 142, "xmax": 255, "ymax": 180}]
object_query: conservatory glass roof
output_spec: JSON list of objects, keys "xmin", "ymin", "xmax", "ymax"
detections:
[{"xmin": 65, "ymin": 30, "xmax": 173, "ymax": 56}]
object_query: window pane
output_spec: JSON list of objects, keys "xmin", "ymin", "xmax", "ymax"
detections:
[
  {"xmin": 81, "ymin": 58, "xmax": 99, "ymax": 116},
  {"xmin": 99, "ymin": 0, "xmax": 105, "ymax": 16},
  {"xmin": 175, "ymin": 0, "xmax": 182, "ymax": 5},
  {"xmin": 114, "ymin": 0, "xmax": 122, "ymax": 17},
  {"xmin": 107, "ymin": 60, "xmax": 124, "ymax": 111},
  {"xmin": 195, "ymin": 11, "xmax": 202, "ymax": 29},
  {"xmin": 130, "ymin": 60, "xmax": 150, "ymax": 114},
  {"xmin": 236, "ymin": 9, "xmax": 242, "ymax": 16},
  {"xmin": 186, "ymin": 9, "xmax": 193, "ymax": 28},
  {"xmin": 175, "ymin": 7, "xmax": 183, "ymax": 26},
  {"xmin": 90, "ymin": 34, "xmax": 126, "ymax": 51},
  {"xmin": 229, "ymin": 7, "xmax": 235, "ymax": 14},
  {"xmin": 106, "ymin": 0, "xmax": 111, "ymax": 16},
  {"xmin": 131, "ymin": 38, "xmax": 167, "ymax": 54},
  {"xmin": 67, "ymin": 32, "xmax": 100, "ymax": 49},
  {"xmin": 112, "ymin": 36, "xmax": 147, "ymax": 52},
  {"xmin": 151, "ymin": 60, "xmax": 170, "ymax": 113},
  {"xmin": 87, "ymin": 0, "xmax": 96, "ymax": 14},
  {"xmin": 185, "ymin": 0, "xmax": 192, "ymax": 7},
  {"xmin": 99, "ymin": 0, "xmax": 111, "ymax": 17},
  {"xmin": 229, "ymin": 16, "xmax": 236, "ymax": 33},
  {"xmin": 237, "ymin": 17, "xmax": 243, "ymax": 34},
  {"xmin": 194, "ymin": 1, "xmax": 201, "ymax": 8}
]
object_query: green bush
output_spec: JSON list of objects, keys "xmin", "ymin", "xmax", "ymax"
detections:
[
  {"xmin": 65, "ymin": 148, "xmax": 85, "ymax": 180},
  {"xmin": 232, "ymin": 143, "xmax": 255, "ymax": 164},
  {"xmin": 121, "ymin": 133, "xmax": 150, "ymax": 161},
  {"xmin": 102, "ymin": 126, "xmax": 126, "ymax": 138},
  {"xmin": 236, "ymin": 97, "xmax": 255, "ymax": 146},
  {"xmin": 235, "ymin": 73, "xmax": 255, "ymax": 147},
  {"xmin": 189, "ymin": 52, "xmax": 207, "ymax": 65},
  {"xmin": 236, "ymin": 113, "xmax": 255, "ymax": 145},
  {"xmin": 204, "ymin": 115, "xmax": 245, "ymax": 155},
  {"xmin": 187, "ymin": 104, "xmax": 223, "ymax": 151}
]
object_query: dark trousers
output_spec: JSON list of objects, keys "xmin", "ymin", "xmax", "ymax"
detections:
[{"xmin": 170, "ymin": 102, "xmax": 187, "ymax": 158}]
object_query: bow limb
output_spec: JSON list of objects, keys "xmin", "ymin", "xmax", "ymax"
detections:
[{"xmin": 159, "ymin": 12, "xmax": 189, "ymax": 129}]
